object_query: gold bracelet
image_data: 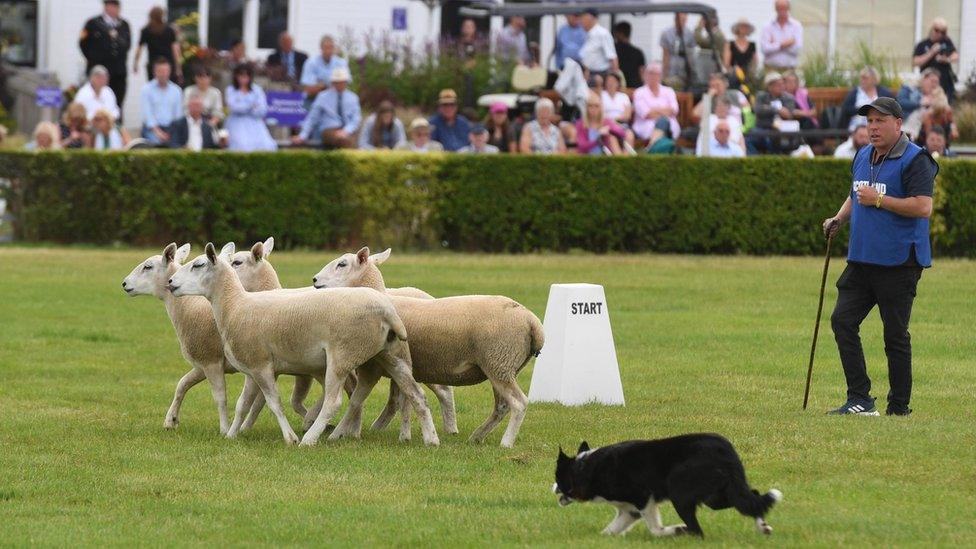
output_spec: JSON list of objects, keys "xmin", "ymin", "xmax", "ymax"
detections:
[{"xmin": 875, "ymin": 193, "xmax": 885, "ymax": 208}]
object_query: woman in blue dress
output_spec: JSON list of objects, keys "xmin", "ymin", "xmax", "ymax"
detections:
[{"xmin": 224, "ymin": 64, "xmax": 277, "ymax": 151}]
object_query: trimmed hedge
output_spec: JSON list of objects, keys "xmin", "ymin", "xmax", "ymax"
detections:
[{"xmin": 1, "ymin": 150, "xmax": 972, "ymax": 256}]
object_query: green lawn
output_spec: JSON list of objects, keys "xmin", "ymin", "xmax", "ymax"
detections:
[{"xmin": 1, "ymin": 247, "xmax": 974, "ymax": 547}]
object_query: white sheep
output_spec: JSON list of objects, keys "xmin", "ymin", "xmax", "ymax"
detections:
[
  {"xmin": 121, "ymin": 242, "xmax": 314, "ymax": 434},
  {"xmin": 313, "ymin": 247, "xmax": 544, "ymax": 448},
  {"xmin": 168, "ymin": 242, "xmax": 439, "ymax": 446}
]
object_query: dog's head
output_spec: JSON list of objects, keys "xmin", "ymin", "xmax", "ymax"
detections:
[{"xmin": 553, "ymin": 441, "xmax": 590, "ymax": 506}]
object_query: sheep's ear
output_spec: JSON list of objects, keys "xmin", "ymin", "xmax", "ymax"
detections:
[
  {"xmin": 163, "ymin": 243, "xmax": 178, "ymax": 264},
  {"xmin": 578, "ymin": 441, "xmax": 590, "ymax": 453},
  {"xmin": 205, "ymin": 242, "xmax": 217, "ymax": 264},
  {"xmin": 175, "ymin": 243, "xmax": 192, "ymax": 264},
  {"xmin": 356, "ymin": 246, "xmax": 370, "ymax": 265},
  {"xmin": 219, "ymin": 242, "xmax": 236, "ymax": 259},
  {"xmin": 251, "ymin": 241, "xmax": 265, "ymax": 262},
  {"xmin": 262, "ymin": 237, "xmax": 275, "ymax": 257},
  {"xmin": 371, "ymin": 248, "xmax": 391, "ymax": 265}
]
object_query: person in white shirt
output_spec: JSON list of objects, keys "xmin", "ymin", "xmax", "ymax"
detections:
[
  {"xmin": 90, "ymin": 108, "xmax": 126, "ymax": 150},
  {"xmin": 579, "ymin": 8, "xmax": 618, "ymax": 75},
  {"xmin": 696, "ymin": 96, "xmax": 744, "ymax": 155},
  {"xmin": 73, "ymin": 65, "xmax": 120, "ymax": 121},
  {"xmin": 183, "ymin": 67, "xmax": 224, "ymax": 127},
  {"xmin": 761, "ymin": 0, "xmax": 803, "ymax": 71},
  {"xmin": 458, "ymin": 125, "xmax": 500, "ymax": 154},
  {"xmin": 833, "ymin": 124, "xmax": 870, "ymax": 158},
  {"xmin": 169, "ymin": 94, "xmax": 218, "ymax": 151},
  {"xmin": 704, "ymin": 120, "xmax": 745, "ymax": 158},
  {"xmin": 600, "ymin": 71, "xmax": 632, "ymax": 125}
]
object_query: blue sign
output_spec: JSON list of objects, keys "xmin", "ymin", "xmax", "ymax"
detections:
[
  {"xmin": 392, "ymin": 7, "xmax": 407, "ymax": 31},
  {"xmin": 35, "ymin": 87, "xmax": 62, "ymax": 108},
  {"xmin": 265, "ymin": 91, "xmax": 307, "ymax": 128}
]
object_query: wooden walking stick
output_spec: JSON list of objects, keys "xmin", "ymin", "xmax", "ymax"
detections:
[{"xmin": 804, "ymin": 220, "xmax": 838, "ymax": 410}]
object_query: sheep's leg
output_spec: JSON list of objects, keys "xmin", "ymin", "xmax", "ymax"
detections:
[
  {"xmin": 290, "ymin": 375, "xmax": 312, "ymax": 418},
  {"xmin": 240, "ymin": 390, "xmax": 265, "ymax": 432},
  {"xmin": 380, "ymin": 353, "xmax": 439, "ymax": 446},
  {"xmin": 227, "ymin": 374, "xmax": 261, "ymax": 438},
  {"xmin": 370, "ymin": 381, "xmax": 400, "ymax": 431},
  {"xmin": 200, "ymin": 363, "xmax": 230, "ymax": 435},
  {"xmin": 301, "ymin": 375, "xmax": 326, "ymax": 433},
  {"xmin": 427, "ymin": 384, "xmax": 458, "ymax": 435},
  {"xmin": 344, "ymin": 371, "xmax": 359, "ymax": 397},
  {"xmin": 330, "ymin": 365, "xmax": 382, "ymax": 440},
  {"xmin": 492, "ymin": 378, "xmax": 528, "ymax": 448},
  {"xmin": 251, "ymin": 368, "xmax": 300, "ymax": 445},
  {"xmin": 301, "ymin": 364, "xmax": 350, "ymax": 447},
  {"xmin": 164, "ymin": 367, "xmax": 206, "ymax": 429},
  {"xmin": 468, "ymin": 386, "xmax": 508, "ymax": 444},
  {"xmin": 398, "ymin": 383, "xmax": 411, "ymax": 442}
]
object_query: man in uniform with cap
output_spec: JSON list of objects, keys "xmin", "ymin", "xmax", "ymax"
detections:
[
  {"xmin": 428, "ymin": 89, "xmax": 472, "ymax": 152},
  {"xmin": 823, "ymin": 97, "xmax": 938, "ymax": 417},
  {"xmin": 80, "ymin": 0, "xmax": 132, "ymax": 112}
]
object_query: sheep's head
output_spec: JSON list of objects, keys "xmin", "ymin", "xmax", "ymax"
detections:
[
  {"xmin": 123, "ymin": 243, "xmax": 190, "ymax": 298},
  {"xmin": 312, "ymin": 246, "xmax": 391, "ymax": 290},
  {"xmin": 168, "ymin": 242, "xmax": 233, "ymax": 297},
  {"xmin": 229, "ymin": 237, "xmax": 279, "ymax": 291}
]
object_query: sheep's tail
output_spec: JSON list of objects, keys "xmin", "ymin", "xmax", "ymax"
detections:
[
  {"xmin": 527, "ymin": 311, "xmax": 545, "ymax": 357},
  {"xmin": 727, "ymin": 474, "xmax": 782, "ymax": 518},
  {"xmin": 384, "ymin": 306, "xmax": 408, "ymax": 342}
]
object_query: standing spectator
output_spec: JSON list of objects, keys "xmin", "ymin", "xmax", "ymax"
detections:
[
  {"xmin": 601, "ymin": 71, "xmax": 633, "ymax": 126},
  {"xmin": 134, "ymin": 6, "xmax": 182, "ymax": 84},
  {"xmin": 554, "ymin": 13, "xmax": 587, "ymax": 71},
  {"xmin": 225, "ymin": 39, "xmax": 249, "ymax": 66},
  {"xmin": 183, "ymin": 67, "xmax": 223, "ymax": 127},
  {"xmin": 917, "ymin": 91, "xmax": 958, "ymax": 147},
  {"xmin": 429, "ymin": 89, "xmax": 472, "ymax": 152},
  {"xmin": 632, "ymin": 63, "xmax": 680, "ymax": 146},
  {"xmin": 496, "ymin": 16, "xmax": 533, "ymax": 66},
  {"xmin": 924, "ymin": 127, "xmax": 953, "ymax": 158},
  {"xmin": 694, "ymin": 12, "xmax": 727, "ymax": 85},
  {"xmin": 575, "ymin": 91, "xmax": 626, "ymax": 155},
  {"xmin": 612, "ymin": 21, "xmax": 645, "ymax": 88},
  {"xmin": 266, "ymin": 32, "xmax": 308, "ymax": 83},
  {"xmin": 60, "ymin": 102, "xmax": 92, "ymax": 149},
  {"xmin": 358, "ymin": 100, "xmax": 405, "ymax": 150},
  {"xmin": 701, "ymin": 120, "xmax": 745, "ymax": 158},
  {"xmin": 225, "ymin": 64, "xmax": 277, "ymax": 152},
  {"xmin": 140, "ymin": 58, "xmax": 182, "ymax": 146},
  {"xmin": 74, "ymin": 65, "xmax": 120, "ymax": 121},
  {"xmin": 579, "ymin": 9, "xmax": 618, "ymax": 77},
  {"xmin": 898, "ymin": 68, "xmax": 941, "ymax": 119},
  {"xmin": 783, "ymin": 70, "xmax": 817, "ymax": 128},
  {"xmin": 26, "ymin": 122, "xmax": 62, "ymax": 151},
  {"xmin": 520, "ymin": 98, "xmax": 566, "ymax": 154},
  {"xmin": 485, "ymin": 102, "xmax": 516, "ymax": 153},
  {"xmin": 761, "ymin": 0, "xmax": 803, "ymax": 72},
  {"xmin": 842, "ymin": 67, "xmax": 895, "ymax": 131},
  {"xmin": 169, "ymin": 94, "xmax": 218, "ymax": 151},
  {"xmin": 90, "ymin": 109, "xmax": 127, "ymax": 150},
  {"xmin": 660, "ymin": 12, "xmax": 697, "ymax": 90},
  {"xmin": 697, "ymin": 96, "xmax": 744, "ymax": 155},
  {"xmin": 833, "ymin": 124, "xmax": 870, "ymax": 158},
  {"xmin": 294, "ymin": 67, "xmax": 360, "ymax": 149},
  {"xmin": 724, "ymin": 18, "xmax": 758, "ymax": 91},
  {"xmin": 395, "ymin": 118, "xmax": 444, "ymax": 152},
  {"xmin": 79, "ymin": 0, "xmax": 131, "ymax": 111},
  {"xmin": 300, "ymin": 35, "xmax": 351, "ymax": 100},
  {"xmin": 913, "ymin": 18, "xmax": 959, "ymax": 102},
  {"xmin": 456, "ymin": 18, "xmax": 487, "ymax": 59},
  {"xmin": 459, "ymin": 125, "xmax": 499, "ymax": 154}
]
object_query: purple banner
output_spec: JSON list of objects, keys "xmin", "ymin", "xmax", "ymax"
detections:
[
  {"xmin": 265, "ymin": 91, "xmax": 307, "ymax": 128},
  {"xmin": 392, "ymin": 7, "xmax": 407, "ymax": 31},
  {"xmin": 35, "ymin": 86, "xmax": 62, "ymax": 108}
]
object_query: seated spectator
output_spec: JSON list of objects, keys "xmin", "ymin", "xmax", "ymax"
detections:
[
  {"xmin": 396, "ymin": 118, "xmax": 444, "ymax": 152},
  {"xmin": 60, "ymin": 102, "xmax": 92, "ymax": 149},
  {"xmin": 917, "ymin": 91, "xmax": 958, "ymax": 147},
  {"xmin": 140, "ymin": 57, "xmax": 183, "ymax": 146},
  {"xmin": 358, "ymin": 100, "xmax": 405, "ymax": 150},
  {"xmin": 601, "ymin": 71, "xmax": 633, "ymax": 126},
  {"xmin": 693, "ymin": 72, "xmax": 746, "ymax": 121},
  {"xmin": 170, "ymin": 94, "xmax": 219, "ymax": 151},
  {"xmin": 753, "ymin": 72, "xmax": 797, "ymax": 130},
  {"xmin": 90, "ymin": 109, "xmax": 127, "ymax": 150},
  {"xmin": 898, "ymin": 67, "xmax": 940, "ymax": 119},
  {"xmin": 225, "ymin": 63, "xmax": 277, "ymax": 151},
  {"xmin": 924, "ymin": 126, "xmax": 954, "ymax": 158},
  {"xmin": 74, "ymin": 65, "xmax": 119, "ymax": 121},
  {"xmin": 459, "ymin": 124, "xmax": 499, "ymax": 154},
  {"xmin": 520, "ymin": 98, "xmax": 566, "ymax": 154},
  {"xmin": 300, "ymin": 35, "xmax": 351, "ymax": 101},
  {"xmin": 293, "ymin": 67, "xmax": 360, "ymax": 149},
  {"xmin": 26, "ymin": 121, "xmax": 62, "ymax": 151},
  {"xmin": 575, "ymin": 91, "xmax": 627, "ymax": 155},
  {"xmin": 632, "ymin": 63, "xmax": 680, "ymax": 147},
  {"xmin": 783, "ymin": 70, "xmax": 817, "ymax": 128},
  {"xmin": 842, "ymin": 66, "xmax": 895, "ymax": 131},
  {"xmin": 266, "ymin": 31, "xmax": 308, "ymax": 83},
  {"xmin": 696, "ymin": 96, "xmax": 744, "ymax": 155},
  {"xmin": 702, "ymin": 120, "xmax": 745, "ymax": 158},
  {"xmin": 833, "ymin": 124, "xmax": 869, "ymax": 158},
  {"xmin": 429, "ymin": 89, "xmax": 472, "ymax": 152},
  {"xmin": 485, "ymin": 102, "xmax": 516, "ymax": 153},
  {"xmin": 183, "ymin": 67, "xmax": 224, "ymax": 128}
]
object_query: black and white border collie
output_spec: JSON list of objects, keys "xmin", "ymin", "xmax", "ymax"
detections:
[{"xmin": 553, "ymin": 434, "xmax": 782, "ymax": 537}]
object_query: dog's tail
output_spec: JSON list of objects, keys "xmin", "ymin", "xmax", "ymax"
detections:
[{"xmin": 727, "ymin": 475, "xmax": 782, "ymax": 518}]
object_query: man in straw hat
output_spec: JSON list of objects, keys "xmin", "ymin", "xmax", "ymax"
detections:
[
  {"xmin": 396, "ymin": 118, "xmax": 444, "ymax": 152},
  {"xmin": 428, "ymin": 89, "xmax": 472, "ymax": 152},
  {"xmin": 293, "ymin": 67, "xmax": 360, "ymax": 149}
]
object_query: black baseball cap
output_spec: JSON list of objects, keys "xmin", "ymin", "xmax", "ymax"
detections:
[{"xmin": 857, "ymin": 97, "xmax": 904, "ymax": 119}]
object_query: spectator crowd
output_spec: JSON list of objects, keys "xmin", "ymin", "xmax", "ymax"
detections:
[{"xmin": 22, "ymin": 0, "xmax": 964, "ymax": 160}]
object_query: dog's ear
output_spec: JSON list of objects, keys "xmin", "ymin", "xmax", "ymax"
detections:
[
  {"xmin": 578, "ymin": 441, "xmax": 590, "ymax": 453},
  {"xmin": 557, "ymin": 446, "xmax": 569, "ymax": 460}
]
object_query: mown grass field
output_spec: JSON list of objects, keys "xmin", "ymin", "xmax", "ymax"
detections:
[{"xmin": 1, "ymin": 246, "xmax": 974, "ymax": 547}]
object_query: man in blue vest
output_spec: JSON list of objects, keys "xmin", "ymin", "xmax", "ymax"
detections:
[{"xmin": 822, "ymin": 97, "xmax": 937, "ymax": 417}]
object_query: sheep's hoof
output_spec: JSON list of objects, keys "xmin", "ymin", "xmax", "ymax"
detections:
[{"xmin": 283, "ymin": 432, "xmax": 300, "ymax": 445}]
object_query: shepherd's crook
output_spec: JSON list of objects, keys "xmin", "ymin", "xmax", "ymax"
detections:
[{"xmin": 804, "ymin": 220, "xmax": 838, "ymax": 410}]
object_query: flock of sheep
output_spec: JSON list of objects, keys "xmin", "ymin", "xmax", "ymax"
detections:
[{"xmin": 122, "ymin": 238, "xmax": 544, "ymax": 447}]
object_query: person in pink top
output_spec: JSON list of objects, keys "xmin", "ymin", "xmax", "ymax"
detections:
[
  {"xmin": 783, "ymin": 70, "xmax": 817, "ymax": 127},
  {"xmin": 632, "ymin": 62, "xmax": 680, "ymax": 146},
  {"xmin": 575, "ymin": 91, "xmax": 627, "ymax": 155}
]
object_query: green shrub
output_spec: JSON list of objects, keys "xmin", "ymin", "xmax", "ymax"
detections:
[{"xmin": 1, "ymin": 151, "xmax": 972, "ymax": 257}]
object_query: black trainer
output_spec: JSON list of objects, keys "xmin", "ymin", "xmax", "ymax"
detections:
[
  {"xmin": 886, "ymin": 406, "xmax": 912, "ymax": 416},
  {"xmin": 827, "ymin": 397, "xmax": 880, "ymax": 416}
]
